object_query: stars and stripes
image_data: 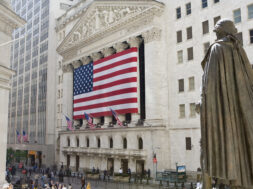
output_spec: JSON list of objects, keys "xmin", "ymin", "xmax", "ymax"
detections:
[
  {"xmin": 73, "ymin": 47, "xmax": 139, "ymax": 119},
  {"xmin": 65, "ymin": 115, "xmax": 74, "ymax": 131},
  {"xmin": 22, "ymin": 131, "xmax": 28, "ymax": 142},
  {"xmin": 84, "ymin": 112, "xmax": 95, "ymax": 128},
  {"xmin": 16, "ymin": 130, "xmax": 21, "ymax": 143},
  {"xmin": 110, "ymin": 108, "xmax": 123, "ymax": 127}
]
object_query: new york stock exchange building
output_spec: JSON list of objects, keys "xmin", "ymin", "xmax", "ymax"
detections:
[{"xmin": 55, "ymin": 0, "xmax": 202, "ymax": 177}]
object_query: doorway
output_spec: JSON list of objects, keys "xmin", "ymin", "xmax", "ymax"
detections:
[
  {"xmin": 107, "ymin": 158, "xmax": 114, "ymax": 175},
  {"xmin": 121, "ymin": 159, "xmax": 128, "ymax": 174},
  {"xmin": 136, "ymin": 160, "xmax": 145, "ymax": 174}
]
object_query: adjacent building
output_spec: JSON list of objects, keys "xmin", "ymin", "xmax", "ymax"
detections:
[
  {"xmin": 0, "ymin": 0, "xmax": 25, "ymax": 187},
  {"xmin": 55, "ymin": 0, "xmax": 253, "ymax": 177},
  {"xmin": 7, "ymin": 0, "xmax": 79, "ymax": 167}
]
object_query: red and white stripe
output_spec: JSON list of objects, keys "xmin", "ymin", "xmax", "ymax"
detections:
[{"xmin": 73, "ymin": 47, "xmax": 139, "ymax": 119}]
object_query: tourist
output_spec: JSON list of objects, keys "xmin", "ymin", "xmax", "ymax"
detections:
[{"xmin": 119, "ymin": 167, "xmax": 123, "ymax": 174}]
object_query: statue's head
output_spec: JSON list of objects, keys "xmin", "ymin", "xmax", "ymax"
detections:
[{"xmin": 214, "ymin": 19, "xmax": 237, "ymax": 39}]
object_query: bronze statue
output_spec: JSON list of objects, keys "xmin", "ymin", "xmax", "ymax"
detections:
[{"xmin": 200, "ymin": 19, "xmax": 253, "ymax": 188}]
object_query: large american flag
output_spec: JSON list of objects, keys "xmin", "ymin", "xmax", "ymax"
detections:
[{"xmin": 73, "ymin": 47, "xmax": 138, "ymax": 119}]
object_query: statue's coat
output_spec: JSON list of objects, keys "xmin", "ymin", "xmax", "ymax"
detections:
[{"xmin": 201, "ymin": 36, "xmax": 253, "ymax": 188}]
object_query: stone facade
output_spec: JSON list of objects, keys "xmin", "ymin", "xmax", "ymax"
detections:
[
  {"xmin": 56, "ymin": 0, "xmax": 253, "ymax": 178},
  {"xmin": 0, "ymin": 0, "xmax": 25, "ymax": 187}
]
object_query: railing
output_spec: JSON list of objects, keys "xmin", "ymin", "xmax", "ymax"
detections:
[{"xmin": 62, "ymin": 147, "xmax": 147, "ymax": 158}]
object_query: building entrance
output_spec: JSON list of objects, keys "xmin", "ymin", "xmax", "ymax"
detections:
[
  {"xmin": 121, "ymin": 159, "xmax": 128, "ymax": 174},
  {"xmin": 107, "ymin": 158, "xmax": 114, "ymax": 175},
  {"xmin": 136, "ymin": 160, "xmax": 145, "ymax": 174}
]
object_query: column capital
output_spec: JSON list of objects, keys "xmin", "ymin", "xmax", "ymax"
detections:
[
  {"xmin": 62, "ymin": 64, "xmax": 73, "ymax": 73},
  {"xmin": 91, "ymin": 52, "xmax": 103, "ymax": 61},
  {"xmin": 113, "ymin": 42, "xmax": 129, "ymax": 53},
  {"xmin": 127, "ymin": 37, "xmax": 143, "ymax": 48},
  {"xmin": 142, "ymin": 27, "xmax": 162, "ymax": 43},
  {"xmin": 101, "ymin": 47, "xmax": 115, "ymax": 57},
  {"xmin": 81, "ymin": 56, "xmax": 92, "ymax": 65},
  {"xmin": 72, "ymin": 60, "xmax": 82, "ymax": 69}
]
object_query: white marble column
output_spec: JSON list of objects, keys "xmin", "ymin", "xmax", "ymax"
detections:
[
  {"xmin": 62, "ymin": 64, "xmax": 74, "ymax": 128},
  {"xmin": 90, "ymin": 52, "xmax": 103, "ymax": 125},
  {"xmin": 80, "ymin": 56, "xmax": 92, "ymax": 128},
  {"xmin": 112, "ymin": 43, "xmax": 129, "ymax": 125},
  {"xmin": 101, "ymin": 47, "xmax": 116, "ymax": 127},
  {"xmin": 142, "ymin": 28, "xmax": 167, "ymax": 121},
  {"xmin": 127, "ymin": 37, "xmax": 143, "ymax": 124},
  {"xmin": 72, "ymin": 60, "xmax": 82, "ymax": 128}
]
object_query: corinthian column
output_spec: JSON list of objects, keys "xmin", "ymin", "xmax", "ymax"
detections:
[
  {"xmin": 90, "ymin": 52, "xmax": 103, "ymax": 124},
  {"xmin": 112, "ymin": 43, "xmax": 129, "ymax": 124},
  {"xmin": 62, "ymin": 64, "xmax": 74, "ymax": 128},
  {"xmin": 101, "ymin": 47, "xmax": 116, "ymax": 127},
  {"xmin": 127, "ymin": 37, "xmax": 143, "ymax": 123}
]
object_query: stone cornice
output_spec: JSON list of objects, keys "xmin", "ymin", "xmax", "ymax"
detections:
[
  {"xmin": 0, "ymin": 3, "xmax": 26, "ymax": 35},
  {"xmin": 142, "ymin": 27, "xmax": 162, "ymax": 43},
  {"xmin": 62, "ymin": 64, "xmax": 74, "ymax": 73},
  {"xmin": 57, "ymin": 0, "xmax": 164, "ymax": 57},
  {"xmin": 0, "ymin": 65, "xmax": 15, "ymax": 90}
]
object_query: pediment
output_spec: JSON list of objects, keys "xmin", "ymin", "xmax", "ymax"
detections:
[{"xmin": 57, "ymin": 0, "xmax": 164, "ymax": 55}]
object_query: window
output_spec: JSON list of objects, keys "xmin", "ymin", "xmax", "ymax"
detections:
[
  {"xmin": 235, "ymin": 32, "xmax": 243, "ymax": 45},
  {"xmin": 176, "ymin": 7, "xmax": 181, "ymax": 19},
  {"xmin": 97, "ymin": 138, "xmax": 100, "ymax": 148},
  {"xmin": 123, "ymin": 138, "xmax": 127, "ymax": 149},
  {"xmin": 214, "ymin": 0, "xmax": 219, "ymax": 3},
  {"xmin": 202, "ymin": 20, "xmax": 209, "ymax": 34},
  {"xmin": 204, "ymin": 42, "xmax": 210, "ymax": 55},
  {"xmin": 202, "ymin": 0, "xmax": 208, "ymax": 8},
  {"xmin": 187, "ymin": 47, "xmax": 194, "ymax": 60},
  {"xmin": 125, "ymin": 113, "xmax": 131, "ymax": 123},
  {"xmin": 67, "ymin": 138, "xmax": 70, "ymax": 147},
  {"xmin": 100, "ymin": 116, "xmax": 104, "ymax": 125},
  {"xmin": 190, "ymin": 103, "xmax": 196, "ymax": 117},
  {"xmin": 233, "ymin": 9, "xmax": 241, "ymax": 24},
  {"xmin": 178, "ymin": 79, "xmax": 184, "ymax": 92},
  {"xmin": 189, "ymin": 77, "xmax": 195, "ymax": 91},
  {"xmin": 86, "ymin": 138, "xmax": 89, "ymax": 147},
  {"xmin": 177, "ymin": 50, "xmax": 183, "ymax": 63},
  {"xmin": 138, "ymin": 137, "xmax": 143, "ymax": 149},
  {"xmin": 110, "ymin": 138, "xmax": 113, "ymax": 148},
  {"xmin": 186, "ymin": 27, "xmax": 192, "ymax": 39},
  {"xmin": 250, "ymin": 29, "xmax": 253, "ymax": 44},
  {"xmin": 177, "ymin": 30, "xmax": 182, "ymax": 43},
  {"xmin": 186, "ymin": 137, "xmax": 192, "ymax": 150},
  {"xmin": 214, "ymin": 16, "xmax": 221, "ymax": 25},
  {"xmin": 179, "ymin": 104, "xmax": 185, "ymax": 118},
  {"xmin": 186, "ymin": 3, "xmax": 191, "ymax": 15},
  {"xmin": 76, "ymin": 138, "xmax": 79, "ymax": 147},
  {"xmin": 248, "ymin": 4, "xmax": 253, "ymax": 19}
]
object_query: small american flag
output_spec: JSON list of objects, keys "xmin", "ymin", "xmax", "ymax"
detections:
[
  {"xmin": 110, "ymin": 108, "xmax": 123, "ymax": 127},
  {"xmin": 22, "ymin": 131, "xmax": 28, "ymax": 142},
  {"xmin": 84, "ymin": 112, "xmax": 95, "ymax": 128},
  {"xmin": 16, "ymin": 130, "xmax": 21, "ymax": 143},
  {"xmin": 73, "ymin": 47, "xmax": 138, "ymax": 119},
  {"xmin": 65, "ymin": 115, "xmax": 74, "ymax": 131}
]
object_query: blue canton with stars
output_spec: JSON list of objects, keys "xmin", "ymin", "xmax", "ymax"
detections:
[{"xmin": 74, "ymin": 62, "xmax": 93, "ymax": 96}]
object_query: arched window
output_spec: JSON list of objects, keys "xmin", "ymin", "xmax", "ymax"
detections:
[
  {"xmin": 138, "ymin": 137, "xmax": 143, "ymax": 150},
  {"xmin": 67, "ymin": 138, "xmax": 70, "ymax": 147},
  {"xmin": 76, "ymin": 137, "xmax": 79, "ymax": 147},
  {"xmin": 109, "ymin": 137, "xmax": 113, "ymax": 148},
  {"xmin": 123, "ymin": 138, "xmax": 127, "ymax": 149},
  {"xmin": 86, "ymin": 138, "xmax": 89, "ymax": 148},
  {"xmin": 97, "ymin": 138, "xmax": 101, "ymax": 148}
]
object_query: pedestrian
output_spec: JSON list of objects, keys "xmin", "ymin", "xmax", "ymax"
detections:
[
  {"xmin": 67, "ymin": 183, "xmax": 72, "ymax": 189},
  {"xmin": 62, "ymin": 184, "xmax": 67, "ymax": 189},
  {"xmin": 119, "ymin": 167, "xmax": 123, "ymax": 174},
  {"xmin": 147, "ymin": 169, "xmax": 150, "ymax": 178},
  {"xmin": 81, "ymin": 176, "xmax": 86, "ymax": 189}
]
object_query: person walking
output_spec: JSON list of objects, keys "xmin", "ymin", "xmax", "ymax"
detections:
[{"xmin": 81, "ymin": 176, "xmax": 86, "ymax": 189}]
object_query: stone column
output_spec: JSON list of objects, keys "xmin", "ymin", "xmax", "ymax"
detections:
[
  {"xmin": 127, "ymin": 37, "xmax": 143, "ymax": 124},
  {"xmin": 142, "ymin": 28, "xmax": 167, "ymax": 121},
  {"xmin": 62, "ymin": 64, "xmax": 74, "ymax": 128},
  {"xmin": 72, "ymin": 60, "xmax": 82, "ymax": 128},
  {"xmin": 0, "ymin": 66, "xmax": 14, "ymax": 186},
  {"xmin": 90, "ymin": 52, "xmax": 103, "ymax": 124},
  {"xmin": 79, "ymin": 56, "xmax": 92, "ymax": 128},
  {"xmin": 112, "ymin": 43, "xmax": 129, "ymax": 125},
  {"xmin": 101, "ymin": 47, "xmax": 116, "ymax": 127}
]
